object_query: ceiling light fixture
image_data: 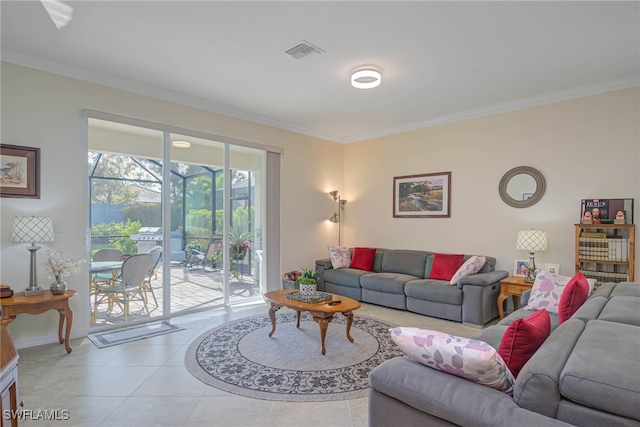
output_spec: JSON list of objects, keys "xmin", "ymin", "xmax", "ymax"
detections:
[
  {"xmin": 351, "ymin": 68, "xmax": 381, "ymax": 89},
  {"xmin": 172, "ymin": 141, "xmax": 191, "ymax": 148}
]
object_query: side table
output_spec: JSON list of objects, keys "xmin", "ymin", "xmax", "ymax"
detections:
[
  {"xmin": 0, "ymin": 290, "xmax": 76, "ymax": 353},
  {"xmin": 497, "ymin": 276, "xmax": 532, "ymax": 319}
]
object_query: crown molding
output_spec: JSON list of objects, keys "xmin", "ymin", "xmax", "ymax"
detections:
[
  {"xmin": 3, "ymin": 49, "xmax": 637, "ymax": 145},
  {"xmin": 341, "ymin": 75, "xmax": 640, "ymax": 143}
]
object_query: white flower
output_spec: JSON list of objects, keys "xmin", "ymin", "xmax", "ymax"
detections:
[{"xmin": 41, "ymin": 250, "xmax": 86, "ymax": 279}]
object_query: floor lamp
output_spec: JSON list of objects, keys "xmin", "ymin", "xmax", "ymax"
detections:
[{"xmin": 329, "ymin": 191, "xmax": 347, "ymax": 246}]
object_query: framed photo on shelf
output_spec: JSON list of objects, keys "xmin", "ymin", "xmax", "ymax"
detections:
[
  {"xmin": 514, "ymin": 259, "xmax": 529, "ymax": 277},
  {"xmin": 544, "ymin": 263, "xmax": 560, "ymax": 275},
  {"xmin": 0, "ymin": 144, "xmax": 40, "ymax": 199},
  {"xmin": 393, "ymin": 172, "xmax": 451, "ymax": 218}
]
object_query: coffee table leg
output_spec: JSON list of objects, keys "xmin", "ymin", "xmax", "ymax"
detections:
[
  {"xmin": 314, "ymin": 316, "xmax": 333, "ymax": 356},
  {"xmin": 344, "ymin": 311, "xmax": 355, "ymax": 343},
  {"xmin": 268, "ymin": 303, "xmax": 282, "ymax": 337}
]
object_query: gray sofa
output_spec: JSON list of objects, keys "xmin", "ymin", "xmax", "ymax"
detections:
[
  {"xmin": 315, "ymin": 249, "xmax": 509, "ymax": 327},
  {"xmin": 368, "ymin": 281, "xmax": 640, "ymax": 427}
]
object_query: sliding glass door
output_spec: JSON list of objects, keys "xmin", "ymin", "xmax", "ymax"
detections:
[{"xmin": 88, "ymin": 118, "xmax": 267, "ymax": 328}]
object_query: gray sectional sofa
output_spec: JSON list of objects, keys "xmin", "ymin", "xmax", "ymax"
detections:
[
  {"xmin": 368, "ymin": 281, "xmax": 640, "ymax": 427},
  {"xmin": 315, "ymin": 249, "xmax": 509, "ymax": 327}
]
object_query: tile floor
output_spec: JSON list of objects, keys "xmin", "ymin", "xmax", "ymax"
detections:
[{"xmin": 16, "ymin": 301, "xmax": 483, "ymax": 427}]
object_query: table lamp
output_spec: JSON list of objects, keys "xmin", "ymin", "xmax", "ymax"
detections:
[
  {"xmin": 516, "ymin": 229, "xmax": 548, "ymax": 283},
  {"xmin": 10, "ymin": 216, "xmax": 54, "ymax": 296}
]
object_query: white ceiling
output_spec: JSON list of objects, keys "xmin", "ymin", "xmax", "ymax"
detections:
[{"xmin": 1, "ymin": 1, "xmax": 639, "ymax": 143}]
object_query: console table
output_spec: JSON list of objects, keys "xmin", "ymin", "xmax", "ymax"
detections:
[{"xmin": 0, "ymin": 290, "xmax": 76, "ymax": 353}]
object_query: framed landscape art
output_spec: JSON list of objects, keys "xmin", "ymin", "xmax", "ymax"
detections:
[
  {"xmin": 393, "ymin": 172, "xmax": 451, "ymax": 218},
  {"xmin": 0, "ymin": 144, "xmax": 41, "ymax": 199}
]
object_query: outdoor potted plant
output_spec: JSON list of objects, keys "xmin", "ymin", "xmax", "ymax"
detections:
[{"xmin": 298, "ymin": 267, "xmax": 320, "ymax": 295}]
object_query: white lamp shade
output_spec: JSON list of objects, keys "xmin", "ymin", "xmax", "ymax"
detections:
[
  {"xmin": 10, "ymin": 217, "xmax": 54, "ymax": 243},
  {"xmin": 516, "ymin": 229, "xmax": 548, "ymax": 252}
]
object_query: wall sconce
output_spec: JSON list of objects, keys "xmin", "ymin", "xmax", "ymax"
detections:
[{"xmin": 329, "ymin": 191, "xmax": 347, "ymax": 245}]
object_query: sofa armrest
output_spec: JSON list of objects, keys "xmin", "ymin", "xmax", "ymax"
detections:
[
  {"xmin": 315, "ymin": 258, "xmax": 333, "ymax": 271},
  {"xmin": 369, "ymin": 357, "xmax": 573, "ymax": 427},
  {"xmin": 521, "ymin": 289, "xmax": 531, "ymax": 306},
  {"xmin": 457, "ymin": 269, "xmax": 509, "ymax": 288}
]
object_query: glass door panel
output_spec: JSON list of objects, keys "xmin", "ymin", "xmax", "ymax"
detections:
[{"xmin": 88, "ymin": 119, "xmax": 164, "ymax": 327}]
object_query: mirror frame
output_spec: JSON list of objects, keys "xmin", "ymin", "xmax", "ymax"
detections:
[{"xmin": 499, "ymin": 166, "xmax": 546, "ymax": 208}]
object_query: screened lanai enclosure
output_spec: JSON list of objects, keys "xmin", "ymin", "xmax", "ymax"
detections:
[{"xmin": 88, "ymin": 118, "xmax": 267, "ymax": 328}]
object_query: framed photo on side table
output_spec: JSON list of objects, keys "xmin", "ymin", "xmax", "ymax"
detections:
[
  {"xmin": 514, "ymin": 260, "xmax": 529, "ymax": 277},
  {"xmin": 393, "ymin": 172, "xmax": 451, "ymax": 218},
  {"xmin": 545, "ymin": 263, "xmax": 560, "ymax": 275},
  {"xmin": 0, "ymin": 144, "xmax": 41, "ymax": 199}
]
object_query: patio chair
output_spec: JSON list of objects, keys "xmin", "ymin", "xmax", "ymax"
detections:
[
  {"xmin": 142, "ymin": 246, "xmax": 162, "ymax": 308},
  {"xmin": 91, "ymin": 248, "xmax": 123, "ymax": 287},
  {"xmin": 93, "ymin": 253, "xmax": 153, "ymax": 322},
  {"xmin": 186, "ymin": 236, "xmax": 222, "ymax": 272}
]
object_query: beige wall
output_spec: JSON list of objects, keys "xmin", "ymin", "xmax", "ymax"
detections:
[
  {"xmin": 1, "ymin": 61, "xmax": 638, "ymax": 349},
  {"xmin": 344, "ymin": 88, "xmax": 640, "ymax": 275},
  {"xmin": 0, "ymin": 62, "xmax": 343, "ymax": 348}
]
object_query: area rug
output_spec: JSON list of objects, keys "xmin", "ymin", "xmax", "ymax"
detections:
[
  {"xmin": 88, "ymin": 321, "xmax": 185, "ymax": 348},
  {"xmin": 184, "ymin": 312, "xmax": 403, "ymax": 402}
]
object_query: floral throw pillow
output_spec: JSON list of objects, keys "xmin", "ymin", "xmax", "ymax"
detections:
[
  {"xmin": 327, "ymin": 246, "xmax": 351, "ymax": 269},
  {"xmin": 449, "ymin": 256, "xmax": 486, "ymax": 285},
  {"xmin": 390, "ymin": 327, "xmax": 515, "ymax": 395}
]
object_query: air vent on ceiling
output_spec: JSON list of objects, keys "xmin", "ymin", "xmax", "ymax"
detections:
[{"xmin": 285, "ymin": 40, "xmax": 324, "ymax": 60}]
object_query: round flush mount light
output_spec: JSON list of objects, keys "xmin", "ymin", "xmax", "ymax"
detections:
[
  {"xmin": 351, "ymin": 68, "xmax": 381, "ymax": 89},
  {"xmin": 172, "ymin": 140, "xmax": 191, "ymax": 148}
]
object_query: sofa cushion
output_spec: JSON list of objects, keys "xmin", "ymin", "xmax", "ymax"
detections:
[
  {"xmin": 429, "ymin": 253, "xmax": 464, "ymax": 281},
  {"xmin": 324, "ymin": 268, "xmax": 369, "ymax": 288},
  {"xmin": 560, "ymin": 320, "xmax": 640, "ymax": 421},
  {"xmin": 610, "ymin": 281, "xmax": 640, "ymax": 298},
  {"xmin": 449, "ymin": 256, "xmax": 486, "ymax": 285},
  {"xmin": 327, "ymin": 245, "xmax": 351, "ymax": 269},
  {"xmin": 498, "ymin": 309, "xmax": 551, "ymax": 378},
  {"xmin": 390, "ymin": 327, "xmax": 515, "ymax": 394},
  {"xmin": 361, "ymin": 273, "xmax": 418, "ymax": 294},
  {"xmin": 597, "ymin": 296, "xmax": 640, "ymax": 326},
  {"xmin": 558, "ymin": 273, "xmax": 590, "ymax": 324},
  {"xmin": 405, "ymin": 280, "xmax": 463, "ymax": 305},
  {"xmin": 381, "ymin": 250, "xmax": 430, "ymax": 278},
  {"xmin": 350, "ymin": 247, "xmax": 376, "ymax": 271}
]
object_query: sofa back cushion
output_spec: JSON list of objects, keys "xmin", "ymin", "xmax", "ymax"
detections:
[{"xmin": 381, "ymin": 250, "xmax": 430, "ymax": 278}]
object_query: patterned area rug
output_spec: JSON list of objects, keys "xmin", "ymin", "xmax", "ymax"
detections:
[
  {"xmin": 184, "ymin": 312, "xmax": 403, "ymax": 401},
  {"xmin": 88, "ymin": 321, "xmax": 184, "ymax": 348}
]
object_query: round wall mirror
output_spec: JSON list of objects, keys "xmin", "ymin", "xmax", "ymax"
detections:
[{"xmin": 499, "ymin": 166, "xmax": 546, "ymax": 208}]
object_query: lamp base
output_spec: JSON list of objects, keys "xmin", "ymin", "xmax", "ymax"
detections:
[
  {"xmin": 524, "ymin": 269, "xmax": 537, "ymax": 283},
  {"xmin": 24, "ymin": 286, "xmax": 44, "ymax": 296}
]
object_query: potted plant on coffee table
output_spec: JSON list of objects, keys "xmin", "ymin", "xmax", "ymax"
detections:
[{"xmin": 298, "ymin": 267, "xmax": 320, "ymax": 295}]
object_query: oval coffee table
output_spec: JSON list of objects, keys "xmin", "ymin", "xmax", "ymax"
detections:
[{"xmin": 263, "ymin": 289, "xmax": 361, "ymax": 355}]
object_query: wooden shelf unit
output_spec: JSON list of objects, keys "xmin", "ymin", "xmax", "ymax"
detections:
[{"xmin": 575, "ymin": 223, "xmax": 635, "ymax": 288}]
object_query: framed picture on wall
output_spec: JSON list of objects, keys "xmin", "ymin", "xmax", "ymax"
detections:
[
  {"xmin": 393, "ymin": 172, "xmax": 451, "ymax": 218},
  {"xmin": 0, "ymin": 144, "xmax": 41, "ymax": 199}
]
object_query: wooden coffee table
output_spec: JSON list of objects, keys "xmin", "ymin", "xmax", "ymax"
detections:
[{"xmin": 263, "ymin": 289, "xmax": 361, "ymax": 355}]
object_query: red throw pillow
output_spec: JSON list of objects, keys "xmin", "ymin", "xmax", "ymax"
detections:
[
  {"xmin": 498, "ymin": 308, "xmax": 551, "ymax": 378},
  {"xmin": 558, "ymin": 273, "xmax": 590, "ymax": 324},
  {"xmin": 429, "ymin": 253, "xmax": 465, "ymax": 281},
  {"xmin": 349, "ymin": 247, "xmax": 377, "ymax": 271}
]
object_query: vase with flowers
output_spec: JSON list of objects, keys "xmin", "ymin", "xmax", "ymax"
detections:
[{"xmin": 42, "ymin": 250, "xmax": 86, "ymax": 295}]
